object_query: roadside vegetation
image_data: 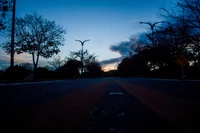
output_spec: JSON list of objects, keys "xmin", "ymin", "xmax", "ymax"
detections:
[{"xmin": 0, "ymin": 0, "xmax": 200, "ymax": 80}]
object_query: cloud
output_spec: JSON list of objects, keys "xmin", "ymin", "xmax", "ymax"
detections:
[
  {"xmin": 100, "ymin": 41, "xmax": 132, "ymax": 66},
  {"xmin": 100, "ymin": 39, "xmax": 133, "ymax": 67},
  {"xmin": 110, "ymin": 32, "xmax": 149, "ymax": 56},
  {"xmin": 100, "ymin": 57, "xmax": 122, "ymax": 66},
  {"xmin": 0, "ymin": 54, "xmax": 10, "ymax": 69},
  {"xmin": 101, "ymin": 32, "xmax": 150, "ymax": 67},
  {"xmin": 110, "ymin": 41, "xmax": 132, "ymax": 56},
  {"xmin": 0, "ymin": 51, "xmax": 48, "ymax": 70},
  {"xmin": 129, "ymin": 32, "xmax": 149, "ymax": 42}
]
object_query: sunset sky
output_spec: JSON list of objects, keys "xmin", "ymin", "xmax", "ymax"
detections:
[{"xmin": 0, "ymin": 0, "xmax": 176, "ymax": 70}]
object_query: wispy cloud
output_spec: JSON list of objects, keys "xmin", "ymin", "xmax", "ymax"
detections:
[
  {"xmin": 100, "ymin": 41, "xmax": 132, "ymax": 67},
  {"xmin": 110, "ymin": 32, "xmax": 149, "ymax": 57},
  {"xmin": 0, "ymin": 51, "xmax": 48, "ymax": 69},
  {"xmin": 100, "ymin": 57, "xmax": 122, "ymax": 66},
  {"xmin": 110, "ymin": 41, "xmax": 131, "ymax": 56},
  {"xmin": 100, "ymin": 32, "xmax": 149, "ymax": 66},
  {"xmin": 0, "ymin": 54, "xmax": 10, "ymax": 69}
]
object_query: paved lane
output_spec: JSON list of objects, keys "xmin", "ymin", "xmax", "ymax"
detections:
[
  {"xmin": 1, "ymin": 78, "xmax": 199, "ymax": 133},
  {"xmin": 115, "ymin": 79, "xmax": 200, "ymax": 133},
  {"xmin": 119, "ymin": 78, "xmax": 200, "ymax": 104},
  {"xmin": 0, "ymin": 79, "xmax": 106, "ymax": 111},
  {"xmin": 0, "ymin": 79, "xmax": 107, "ymax": 132},
  {"xmin": 81, "ymin": 80, "xmax": 180, "ymax": 133},
  {"xmin": 17, "ymin": 80, "xmax": 109, "ymax": 133}
]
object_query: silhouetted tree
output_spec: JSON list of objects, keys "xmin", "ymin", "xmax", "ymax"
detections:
[
  {"xmin": 68, "ymin": 50, "xmax": 99, "ymax": 75},
  {"xmin": 0, "ymin": 70, "xmax": 6, "ymax": 80},
  {"xmin": 162, "ymin": 0, "xmax": 200, "ymax": 30},
  {"xmin": 48, "ymin": 56, "xmax": 66, "ymax": 69},
  {"xmin": 117, "ymin": 0, "xmax": 200, "ymax": 78},
  {"xmin": 85, "ymin": 62, "xmax": 102, "ymax": 77},
  {"xmin": 0, "ymin": 0, "xmax": 13, "ymax": 31},
  {"xmin": 1, "ymin": 12, "xmax": 66, "ymax": 79},
  {"xmin": 118, "ymin": 54, "xmax": 149, "ymax": 77},
  {"xmin": 0, "ymin": 12, "xmax": 6, "ymax": 31},
  {"xmin": 5, "ymin": 65, "xmax": 31, "ymax": 80},
  {"xmin": 161, "ymin": 0, "xmax": 200, "ymax": 64},
  {"xmin": 59, "ymin": 59, "xmax": 82, "ymax": 78},
  {"xmin": 18, "ymin": 62, "xmax": 33, "ymax": 71},
  {"xmin": 35, "ymin": 66, "xmax": 53, "ymax": 79}
]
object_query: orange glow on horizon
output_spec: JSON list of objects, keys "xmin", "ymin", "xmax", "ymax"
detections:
[{"xmin": 101, "ymin": 63, "xmax": 118, "ymax": 72}]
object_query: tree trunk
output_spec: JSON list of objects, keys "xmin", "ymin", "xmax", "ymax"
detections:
[
  {"xmin": 32, "ymin": 53, "xmax": 36, "ymax": 80},
  {"xmin": 32, "ymin": 53, "xmax": 40, "ymax": 80},
  {"xmin": 33, "ymin": 64, "xmax": 37, "ymax": 80},
  {"xmin": 31, "ymin": 51, "xmax": 40, "ymax": 80}
]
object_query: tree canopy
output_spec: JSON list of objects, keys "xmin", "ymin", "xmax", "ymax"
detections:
[
  {"xmin": 68, "ymin": 49, "xmax": 100, "ymax": 72},
  {"xmin": 1, "ymin": 12, "xmax": 66, "ymax": 78},
  {"xmin": 117, "ymin": 0, "xmax": 200, "ymax": 79}
]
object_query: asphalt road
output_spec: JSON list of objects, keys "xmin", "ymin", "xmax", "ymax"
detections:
[
  {"xmin": 0, "ymin": 78, "xmax": 199, "ymax": 133},
  {"xmin": 120, "ymin": 78, "xmax": 200, "ymax": 104}
]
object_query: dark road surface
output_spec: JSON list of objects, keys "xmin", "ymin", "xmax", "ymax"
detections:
[
  {"xmin": 0, "ymin": 78, "xmax": 199, "ymax": 133},
  {"xmin": 80, "ymin": 80, "xmax": 179, "ymax": 133},
  {"xmin": 120, "ymin": 78, "xmax": 200, "ymax": 104}
]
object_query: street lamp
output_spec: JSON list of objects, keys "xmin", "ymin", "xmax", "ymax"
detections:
[
  {"xmin": 1, "ymin": 0, "xmax": 16, "ymax": 80},
  {"xmin": 11, "ymin": 0, "xmax": 16, "ymax": 72},
  {"xmin": 139, "ymin": 21, "xmax": 164, "ymax": 46},
  {"xmin": 75, "ymin": 39, "xmax": 90, "ymax": 75}
]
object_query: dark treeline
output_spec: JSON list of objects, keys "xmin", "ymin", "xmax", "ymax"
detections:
[
  {"xmin": 117, "ymin": 0, "xmax": 200, "ymax": 79},
  {"xmin": 0, "ymin": 50, "xmax": 102, "ymax": 80},
  {"xmin": 1, "ymin": 0, "xmax": 200, "ymax": 80},
  {"xmin": 0, "ymin": 10, "xmax": 103, "ymax": 80}
]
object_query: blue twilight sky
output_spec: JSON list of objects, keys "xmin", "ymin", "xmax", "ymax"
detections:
[{"xmin": 0, "ymin": 0, "xmax": 176, "ymax": 70}]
